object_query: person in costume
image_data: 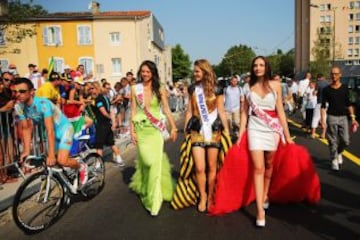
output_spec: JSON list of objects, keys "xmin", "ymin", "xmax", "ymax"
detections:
[
  {"xmin": 129, "ymin": 60, "xmax": 177, "ymax": 216},
  {"xmin": 181, "ymin": 59, "xmax": 229, "ymax": 212},
  {"xmin": 238, "ymin": 56, "xmax": 294, "ymax": 227}
]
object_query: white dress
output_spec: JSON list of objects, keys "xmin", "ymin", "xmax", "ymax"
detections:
[{"xmin": 247, "ymin": 91, "xmax": 280, "ymax": 151}]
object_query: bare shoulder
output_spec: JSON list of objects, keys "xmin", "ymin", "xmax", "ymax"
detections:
[{"xmin": 270, "ymin": 80, "xmax": 281, "ymax": 92}]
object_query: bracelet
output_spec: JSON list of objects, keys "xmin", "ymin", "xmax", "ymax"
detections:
[
  {"xmin": 350, "ymin": 114, "xmax": 356, "ymax": 120},
  {"xmin": 171, "ymin": 128, "xmax": 178, "ymax": 133}
]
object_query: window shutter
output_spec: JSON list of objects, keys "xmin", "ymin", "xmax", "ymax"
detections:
[{"xmin": 43, "ymin": 27, "xmax": 49, "ymax": 45}]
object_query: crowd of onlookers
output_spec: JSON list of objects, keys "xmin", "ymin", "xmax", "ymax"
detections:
[
  {"xmin": 0, "ymin": 63, "xmax": 136, "ymax": 183},
  {"xmin": 0, "ymin": 62, "xmax": 195, "ymax": 184}
]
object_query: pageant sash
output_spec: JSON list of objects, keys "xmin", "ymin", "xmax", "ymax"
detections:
[
  {"xmin": 195, "ymin": 85, "xmax": 216, "ymax": 141},
  {"xmin": 135, "ymin": 84, "xmax": 170, "ymax": 140},
  {"xmin": 248, "ymin": 92, "xmax": 285, "ymax": 143}
]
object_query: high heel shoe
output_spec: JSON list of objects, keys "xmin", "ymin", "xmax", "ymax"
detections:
[
  {"xmin": 256, "ymin": 218, "xmax": 266, "ymax": 227},
  {"xmin": 263, "ymin": 201, "xmax": 270, "ymax": 210}
]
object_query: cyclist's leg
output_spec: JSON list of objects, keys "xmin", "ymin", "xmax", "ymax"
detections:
[{"xmin": 56, "ymin": 126, "xmax": 80, "ymax": 169}]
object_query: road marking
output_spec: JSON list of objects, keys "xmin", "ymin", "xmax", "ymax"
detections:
[{"xmin": 288, "ymin": 119, "xmax": 360, "ymax": 166}]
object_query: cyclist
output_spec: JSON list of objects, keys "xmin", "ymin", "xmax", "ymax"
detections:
[{"xmin": 13, "ymin": 78, "xmax": 88, "ymax": 185}]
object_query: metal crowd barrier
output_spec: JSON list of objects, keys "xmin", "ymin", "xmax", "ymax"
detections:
[{"xmin": 0, "ymin": 110, "xmax": 48, "ymax": 188}]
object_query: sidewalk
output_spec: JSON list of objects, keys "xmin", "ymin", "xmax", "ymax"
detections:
[{"xmin": 0, "ymin": 112, "xmax": 181, "ymax": 215}]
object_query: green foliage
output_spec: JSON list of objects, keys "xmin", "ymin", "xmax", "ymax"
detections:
[
  {"xmin": 171, "ymin": 44, "xmax": 191, "ymax": 82},
  {"xmin": 217, "ymin": 44, "xmax": 256, "ymax": 76},
  {"xmin": 0, "ymin": 0, "xmax": 47, "ymax": 44},
  {"xmin": 310, "ymin": 32, "xmax": 331, "ymax": 78},
  {"xmin": 268, "ymin": 49, "xmax": 295, "ymax": 78}
]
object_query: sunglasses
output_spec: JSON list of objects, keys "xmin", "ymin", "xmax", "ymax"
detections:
[
  {"xmin": 3, "ymin": 78, "xmax": 11, "ymax": 82},
  {"xmin": 13, "ymin": 89, "xmax": 29, "ymax": 94}
]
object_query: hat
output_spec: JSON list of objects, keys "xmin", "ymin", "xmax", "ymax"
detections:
[
  {"xmin": 74, "ymin": 76, "xmax": 85, "ymax": 85},
  {"xmin": 49, "ymin": 72, "xmax": 61, "ymax": 81},
  {"xmin": 28, "ymin": 63, "xmax": 36, "ymax": 68},
  {"xmin": 64, "ymin": 64, "xmax": 71, "ymax": 70},
  {"xmin": 61, "ymin": 73, "xmax": 72, "ymax": 82}
]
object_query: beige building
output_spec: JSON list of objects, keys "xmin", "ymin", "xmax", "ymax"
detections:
[
  {"xmin": 310, "ymin": 0, "xmax": 360, "ymax": 63},
  {"xmin": 296, "ymin": 0, "xmax": 360, "ymax": 75},
  {"xmin": 0, "ymin": 2, "xmax": 172, "ymax": 84},
  {"xmin": 92, "ymin": 10, "xmax": 172, "ymax": 84}
]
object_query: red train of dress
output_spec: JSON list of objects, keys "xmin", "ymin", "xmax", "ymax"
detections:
[{"xmin": 208, "ymin": 133, "xmax": 321, "ymax": 216}]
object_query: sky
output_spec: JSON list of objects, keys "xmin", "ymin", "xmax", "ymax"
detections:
[{"xmin": 30, "ymin": 0, "xmax": 295, "ymax": 65}]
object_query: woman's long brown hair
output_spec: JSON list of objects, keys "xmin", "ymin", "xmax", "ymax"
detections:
[
  {"xmin": 249, "ymin": 56, "xmax": 272, "ymax": 88},
  {"xmin": 194, "ymin": 59, "xmax": 217, "ymax": 97}
]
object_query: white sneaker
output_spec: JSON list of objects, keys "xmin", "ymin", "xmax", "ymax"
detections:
[
  {"xmin": 115, "ymin": 155, "xmax": 125, "ymax": 167},
  {"xmin": 337, "ymin": 154, "xmax": 343, "ymax": 165},
  {"xmin": 331, "ymin": 159, "xmax": 339, "ymax": 171}
]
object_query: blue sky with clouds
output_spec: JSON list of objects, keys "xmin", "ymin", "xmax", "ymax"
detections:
[{"xmin": 30, "ymin": 0, "xmax": 294, "ymax": 64}]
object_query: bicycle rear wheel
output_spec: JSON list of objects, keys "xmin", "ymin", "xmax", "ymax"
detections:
[
  {"xmin": 12, "ymin": 171, "xmax": 65, "ymax": 234},
  {"xmin": 81, "ymin": 153, "xmax": 105, "ymax": 199}
]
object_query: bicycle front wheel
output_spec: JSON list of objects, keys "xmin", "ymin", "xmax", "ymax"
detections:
[
  {"xmin": 12, "ymin": 171, "xmax": 65, "ymax": 234},
  {"xmin": 81, "ymin": 153, "xmax": 105, "ymax": 199}
]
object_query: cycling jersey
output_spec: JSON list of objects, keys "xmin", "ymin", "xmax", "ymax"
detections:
[{"xmin": 15, "ymin": 96, "xmax": 74, "ymax": 151}]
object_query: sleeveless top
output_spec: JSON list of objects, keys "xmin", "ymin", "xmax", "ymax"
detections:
[
  {"xmin": 188, "ymin": 83, "xmax": 224, "ymax": 119},
  {"xmin": 247, "ymin": 91, "xmax": 277, "ymax": 132}
]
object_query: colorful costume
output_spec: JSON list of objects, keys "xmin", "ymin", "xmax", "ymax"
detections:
[
  {"xmin": 129, "ymin": 84, "xmax": 174, "ymax": 216},
  {"xmin": 208, "ymin": 91, "xmax": 321, "ymax": 215},
  {"xmin": 171, "ymin": 83, "xmax": 232, "ymax": 210}
]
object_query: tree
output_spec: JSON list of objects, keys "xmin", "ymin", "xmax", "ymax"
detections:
[
  {"xmin": 172, "ymin": 44, "xmax": 191, "ymax": 82},
  {"xmin": 218, "ymin": 44, "xmax": 256, "ymax": 76},
  {"xmin": 0, "ymin": 0, "xmax": 47, "ymax": 44},
  {"xmin": 310, "ymin": 32, "xmax": 331, "ymax": 77},
  {"xmin": 278, "ymin": 49, "xmax": 295, "ymax": 78}
]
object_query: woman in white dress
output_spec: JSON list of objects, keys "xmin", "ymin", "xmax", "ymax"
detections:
[{"xmin": 237, "ymin": 56, "xmax": 294, "ymax": 227}]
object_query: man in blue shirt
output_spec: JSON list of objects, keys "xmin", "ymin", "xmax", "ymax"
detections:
[{"xmin": 14, "ymin": 78, "xmax": 88, "ymax": 185}]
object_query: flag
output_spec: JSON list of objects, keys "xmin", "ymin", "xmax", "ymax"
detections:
[{"xmin": 47, "ymin": 56, "xmax": 54, "ymax": 81}]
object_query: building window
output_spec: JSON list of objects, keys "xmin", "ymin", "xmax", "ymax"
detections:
[
  {"xmin": 53, "ymin": 57, "xmax": 64, "ymax": 73},
  {"xmin": 356, "ymin": 37, "xmax": 360, "ymax": 44},
  {"xmin": 345, "ymin": 60, "xmax": 353, "ymax": 65},
  {"xmin": 325, "ymin": 15, "xmax": 331, "ymax": 23},
  {"xmin": 326, "ymin": 4, "xmax": 332, "ymax": 10},
  {"xmin": 348, "ymin": 49, "xmax": 353, "ymax": 57},
  {"xmin": 355, "ymin": 49, "xmax": 360, "ymax": 57},
  {"xmin": 43, "ymin": 26, "xmax": 62, "ymax": 46},
  {"xmin": 109, "ymin": 32, "xmax": 120, "ymax": 45},
  {"xmin": 326, "ymin": 26, "xmax": 332, "ymax": 33},
  {"xmin": 111, "ymin": 58, "xmax": 121, "ymax": 75},
  {"xmin": 349, "ymin": 37, "xmax": 354, "ymax": 45},
  {"xmin": 77, "ymin": 25, "xmax": 92, "ymax": 45},
  {"xmin": 356, "ymin": 13, "xmax": 360, "ymax": 21},
  {"xmin": 96, "ymin": 64, "xmax": 104, "ymax": 74},
  {"xmin": 320, "ymin": 16, "xmax": 325, "ymax": 23},
  {"xmin": 354, "ymin": 60, "xmax": 360, "ymax": 65},
  {"xmin": 349, "ymin": 13, "xmax": 354, "ymax": 21},
  {"xmin": 0, "ymin": 30, "xmax": 5, "ymax": 46},
  {"xmin": 349, "ymin": 25, "xmax": 354, "ymax": 33},
  {"xmin": 356, "ymin": 25, "xmax": 360, "ymax": 33},
  {"xmin": 357, "ymin": 1, "xmax": 360, "ymax": 8},
  {"xmin": 79, "ymin": 57, "xmax": 93, "ymax": 75},
  {"xmin": 350, "ymin": 1, "xmax": 355, "ymax": 9},
  {"xmin": 0, "ymin": 59, "xmax": 9, "ymax": 70},
  {"xmin": 319, "ymin": 4, "xmax": 326, "ymax": 11}
]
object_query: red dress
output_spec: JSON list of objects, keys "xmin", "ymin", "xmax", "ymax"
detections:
[{"xmin": 208, "ymin": 133, "xmax": 321, "ymax": 215}]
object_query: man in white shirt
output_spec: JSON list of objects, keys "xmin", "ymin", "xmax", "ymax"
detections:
[
  {"xmin": 25, "ymin": 63, "xmax": 42, "ymax": 90},
  {"xmin": 298, "ymin": 72, "xmax": 311, "ymax": 111},
  {"xmin": 224, "ymin": 75, "xmax": 244, "ymax": 137}
]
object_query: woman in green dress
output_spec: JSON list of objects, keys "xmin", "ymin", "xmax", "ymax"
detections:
[{"xmin": 129, "ymin": 60, "xmax": 178, "ymax": 216}]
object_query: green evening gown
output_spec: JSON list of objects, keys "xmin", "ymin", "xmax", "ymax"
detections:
[{"xmin": 129, "ymin": 93, "xmax": 174, "ymax": 216}]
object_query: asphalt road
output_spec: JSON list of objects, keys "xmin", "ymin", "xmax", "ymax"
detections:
[{"xmin": 0, "ymin": 116, "xmax": 359, "ymax": 240}]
